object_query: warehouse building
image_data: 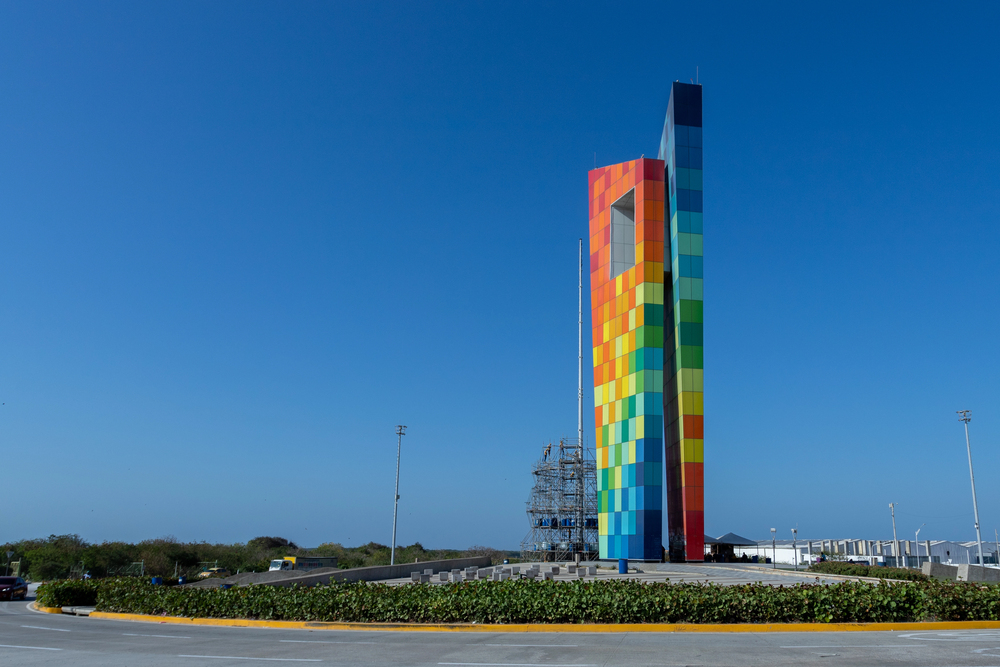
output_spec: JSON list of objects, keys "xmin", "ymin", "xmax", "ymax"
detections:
[{"xmin": 730, "ymin": 538, "xmax": 999, "ymax": 567}]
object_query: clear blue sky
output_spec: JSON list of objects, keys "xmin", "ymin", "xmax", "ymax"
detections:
[{"xmin": 2, "ymin": 1, "xmax": 999, "ymax": 550}]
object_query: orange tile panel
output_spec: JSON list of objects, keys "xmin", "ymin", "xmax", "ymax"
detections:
[
  {"xmin": 683, "ymin": 414, "xmax": 704, "ymax": 439},
  {"xmin": 683, "ymin": 486, "xmax": 698, "ymax": 510},
  {"xmin": 634, "ymin": 221, "xmax": 646, "ymax": 243},
  {"xmin": 643, "ymin": 199, "xmax": 664, "ymax": 222},
  {"xmin": 644, "ymin": 220, "xmax": 664, "ymax": 242},
  {"xmin": 640, "ymin": 262, "xmax": 657, "ymax": 283},
  {"xmin": 644, "ymin": 179, "xmax": 665, "ymax": 200},
  {"xmin": 687, "ymin": 462, "xmax": 704, "ymax": 488}
]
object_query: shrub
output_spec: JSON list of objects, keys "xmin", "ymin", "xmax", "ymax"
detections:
[
  {"xmin": 50, "ymin": 577, "xmax": 1000, "ymax": 624},
  {"xmin": 36, "ymin": 579, "xmax": 101, "ymax": 608},
  {"xmin": 808, "ymin": 562, "xmax": 929, "ymax": 581},
  {"xmin": 5, "ymin": 535, "xmax": 487, "ymax": 580}
]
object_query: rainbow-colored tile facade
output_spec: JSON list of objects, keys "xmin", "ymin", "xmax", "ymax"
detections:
[
  {"xmin": 588, "ymin": 158, "xmax": 666, "ymax": 562},
  {"xmin": 588, "ymin": 82, "xmax": 703, "ymax": 562}
]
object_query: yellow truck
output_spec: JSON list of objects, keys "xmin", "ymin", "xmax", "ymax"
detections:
[{"xmin": 268, "ymin": 556, "xmax": 338, "ymax": 572}]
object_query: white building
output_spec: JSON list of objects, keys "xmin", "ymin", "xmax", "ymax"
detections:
[{"xmin": 727, "ymin": 538, "xmax": 998, "ymax": 568}]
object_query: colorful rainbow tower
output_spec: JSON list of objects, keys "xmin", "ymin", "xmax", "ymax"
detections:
[{"xmin": 588, "ymin": 82, "xmax": 703, "ymax": 562}]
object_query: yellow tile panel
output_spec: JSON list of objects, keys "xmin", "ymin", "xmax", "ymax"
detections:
[
  {"xmin": 680, "ymin": 439, "xmax": 704, "ymax": 464},
  {"xmin": 678, "ymin": 391, "xmax": 704, "ymax": 416}
]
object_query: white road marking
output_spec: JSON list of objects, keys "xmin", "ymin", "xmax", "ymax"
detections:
[
  {"xmin": 781, "ymin": 645, "xmax": 922, "ymax": 648},
  {"xmin": 280, "ymin": 639, "xmax": 379, "ymax": 645},
  {"xmin": 439, "ymin": 663, "xmax": 597, "ymax": 667},
  {"xmin": 124, "ymin": 633, "xmax": 192, "ymax": 639},
  {"xmin": 471, "ymin": 644, "xmax": 580, "ymax": 648},
  {"xmin": 20, "ymin": 625, "xmax": 71, "ymax": 632},
  {"xmin": 0, "ymin": 644, "xmax": 62, "ymax": 651},
  {"xmin": 179, "ymin": 656, "xmax": 322, "ymax": 662},
  {"xmin": 899, "ymin": 631, "xmax": 1000, "ymax": 641}
]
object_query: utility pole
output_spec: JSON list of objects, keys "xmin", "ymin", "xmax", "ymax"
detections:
[
  {"xmin": 390, "ymin": 425, "xmax": 407, "ymax": 566},
  {"xmin": 915, "ymin": 524, "xmax": 925, "ymax": 568},
  {"xmin": 889, "ymin": 503, "xmax": 900, "ymax": 568},
  {"xmin": 958, "ymin": 411, "xmax": 985, "ymax": 567},
  {"xmin": 770, "ymin": 528, "xmax": 776, "ymax": 569}
]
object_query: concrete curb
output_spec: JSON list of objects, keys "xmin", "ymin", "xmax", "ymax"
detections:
[
  {"xmin": 28, "ymin": 602, "xmax": 63, "ymax": 614},
  {"xmin": 88, "ymin": 611, "xmax": 1000, "ymax": 633},
  {"xmin": 27, "ymin": 601, "xmax": 94, "ymax": 615}
]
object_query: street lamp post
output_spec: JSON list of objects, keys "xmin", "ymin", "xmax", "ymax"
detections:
[
  {"xmin": 915, "ymin": 524, "xmax": 925, "ymax": 569},
  {"xmin": 4, "ymin": 551, "xmax": 12, "ymax": 576},
  {"xmin": 957, "ymin": 411, "xmax": 985, "ymax": 567},
  {"xmin": 890, "ymin": 503, "xmax": 900, "ymax": 568},
  {"xmin": 390, "ymin": 425, "xmax": 407, "ymax": 566},
  {"xmin": 771, "ymin": 528, "xmax": 776, "ymax": 569},
  {"xmin": 791, "ymin": 529, "xmax": 798, "ymax": 571}
]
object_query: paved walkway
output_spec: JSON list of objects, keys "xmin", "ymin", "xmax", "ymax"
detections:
[{"xmin": 377, "ymin": 562, "xmax": 849, "ymax": 586}]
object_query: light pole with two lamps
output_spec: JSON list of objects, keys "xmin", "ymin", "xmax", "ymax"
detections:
[
  {"xmin": 957, "ymin": 410, "xmax": 985, "ymax": 567},
  {"xmin": 390, "ymin": 425, "xmax": 407, "ymax": 566},
  {"xmin": 791, "ymin": 528, "xmax": 798, "ymax": 571},
  {"xmin": 915, "ymin": 523, "xmax": 925, "ymax": 569}
]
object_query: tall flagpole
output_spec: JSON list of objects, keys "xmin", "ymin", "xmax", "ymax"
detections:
[
  {"xmin": 577, "ymin": 239, "xmax": 585, "ymax": 554},
  {"xmin": 578, "ymin": 239, "xmax": 583, "ymax": 447}
]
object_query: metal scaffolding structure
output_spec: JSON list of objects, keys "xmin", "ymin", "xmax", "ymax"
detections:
[
  {"xmin": 520, "ymin": 437, "xmax": 598, "ymax": 561},
  {"xmin": 519, "ymin": 241, "xmax": 598, "ymax": 562}
]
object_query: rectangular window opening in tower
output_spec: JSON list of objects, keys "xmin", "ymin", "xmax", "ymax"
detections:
[{"xmin": 610, "ymin": 188, "xmax": 635, "ymax": 279}]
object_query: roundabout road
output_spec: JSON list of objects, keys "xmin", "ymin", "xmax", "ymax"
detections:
[{"xmin": 5, "ymin": 591, "xmax": 1000, "ymax": 666}]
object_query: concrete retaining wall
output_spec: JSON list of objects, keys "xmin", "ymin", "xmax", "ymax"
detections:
[
  {"xmin": 922, "ymin": 562, "xmax": 960, "ymax": 581},
  {"xmin": 922, "ymin": 562, "xmax": 1000, "ymax": 582},
  {"xmin": 957, "ymin": 564, "xmax": 1000, "ymax": 582},
  {"xmin": 264, "ymin": 557, "xmax": 493, "ymax": 588}
]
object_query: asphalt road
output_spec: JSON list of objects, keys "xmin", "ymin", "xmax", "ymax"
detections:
[{"xmin": 5, "ymin": 588, "xmax": 1000, "ymax": 666}]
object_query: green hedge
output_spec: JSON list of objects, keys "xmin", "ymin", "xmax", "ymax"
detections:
[
  {"xmin": 808, "ymin": 562, "xmax": 929, "ymax": 581},
  {"xmin": 35, "ymin": 579, "xmax": 102, "ymax": 608},
  {"xmin": 35, "ymin": 578, "xmax": 1000, "ymax": 624}
]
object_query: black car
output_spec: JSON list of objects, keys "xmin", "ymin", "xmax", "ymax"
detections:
[{"xmin": 0, "ymin": 577, "xmax": 27, "ymax": 601}]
